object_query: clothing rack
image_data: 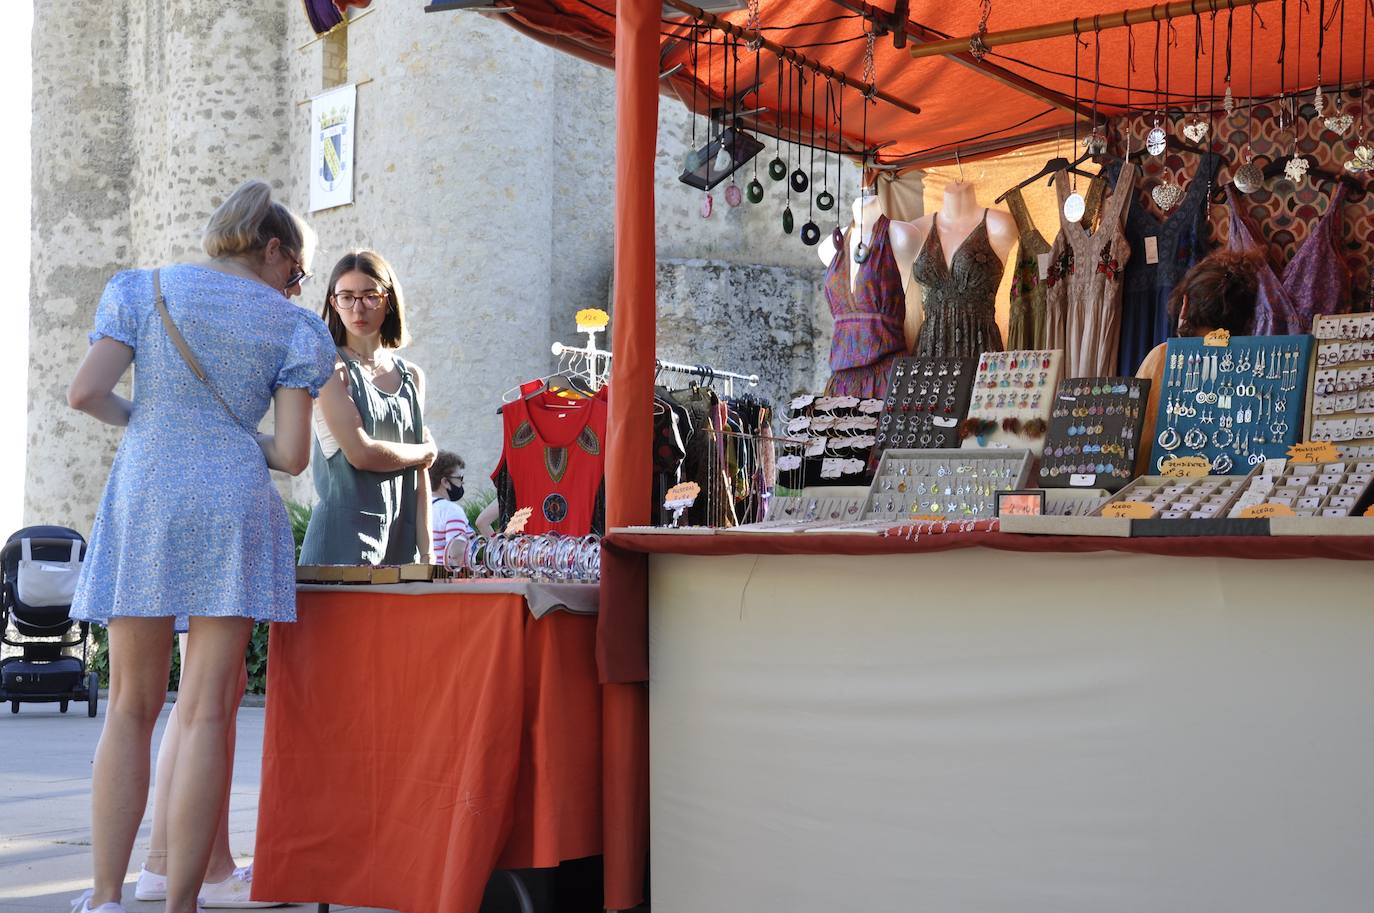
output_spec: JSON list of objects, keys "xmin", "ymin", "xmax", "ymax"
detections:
[{"xmin": 549, "ymin": 340, "xmax": 760, "ymax": 398}]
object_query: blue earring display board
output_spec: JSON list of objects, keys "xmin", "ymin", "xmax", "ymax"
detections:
[{"xmin": 1148, "ymin": 335, "xmax": 1315, "ymax": 474}]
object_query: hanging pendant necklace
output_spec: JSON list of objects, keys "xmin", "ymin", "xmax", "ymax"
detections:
[
  {"xmin": 1146, "ymin": 20, "xmax": 1168, "ymax": 155},
  {"xmin": 1233, "ymin": 5, "xmax": 1264, "ymax": 193},
  {"xmin": 1181, "ymin": 13, "xmax": 1209, "ymax": 143},
  {"xmin": 1284, "ymin": 0, "xmax": 1310, "ymax": 184},
  {"xmin": 746, "ymin": 41, "xmax": 765, "ymax": 203},
  {"xmin": 800, "ymin": 66, "xmax": 821, "ymax": 246},
  {"xmin": 700, "ymin": 28, "xmax": 715, "ymax": 218},
  {"xmin": 1346, "ymin": 0, "xmax": 1374, "ymax": 171},
  {"xmin": 1153, "ymin": 18, "xmax": 1186, "ymax": 211},
  {"xmin": 816, "ymin": 78, "xmax": 835, "ymax": 212},
  {"xmin": 781, "ymin": 61, "xmax": 795, "ymax": 235},
  {"xmin": 853, "ymin": 29, "xmax": 876, "ymax": 264},
  {"xmin": 1063, "ymin": 27, "xmax": 1086, "ymax": 223},
  {"xmin": 768, "ymin": 50, "xmax": 786, "ymax": 182},
  {"xmin": 789, "ymin": 62, "xmax": 810, "ymax": 195},
  {"xmin": 1324, "ymin": 0, "xmax": 1355, "ymax": 134},
  {"xmin": 723, "ymin": 35, "xmax": 743, "ymax": 208}
]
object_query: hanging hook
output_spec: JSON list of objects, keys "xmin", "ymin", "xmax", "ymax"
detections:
[{"xmin": 955, "ymin": 146, "xmax": 964, "ymax": 183}]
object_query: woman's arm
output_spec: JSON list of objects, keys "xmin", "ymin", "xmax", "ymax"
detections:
[
  {"xmin": 317, "ymin": 362, "xmax": 437, "ymax": 472},
  {"xmin": 67, "ymin": 338, "xmax": 135, "ymax": 427},
  {"xmin": 413, "ymin": 365, "xmax": 435, "ymax": 563},
  {"xmin": 475, "ymin": 500, "xmax": 499, "ymax": 536},
  {"xmin": 256, "ymin": 387, "xmax": 314, "ymax": 475}
]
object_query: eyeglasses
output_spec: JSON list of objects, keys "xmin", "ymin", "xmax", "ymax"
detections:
[
  {"xmin": 286, "ymin": 255, "xmax": 311, "ymax": 289},
  {"xmin": 331, "ymin": 290, "xmax": 388, "ymax": 311}
]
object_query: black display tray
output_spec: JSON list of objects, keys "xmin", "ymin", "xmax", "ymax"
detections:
[{"xmin": 1130, "ymin": 518, "xmax": 1270, "ymax": 537}]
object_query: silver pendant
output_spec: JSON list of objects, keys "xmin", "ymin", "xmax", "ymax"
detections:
[
  {"xmin": 1325, "ymin": 112, "xmax": 1355, "ymax": 135},
  {"xmin": 1233, "ymin": 148, "xmax": 1263, "ymax": 194},
  {"xmin": 1345, "ymin": 144, "xmax": 1374, "ymax": 174},
  {"xmin": 1284, "ymin": 155, "xmax": 1310, "ymax": 184},
  {"xmin": 1146, "ymin": 122, "xmax": 1167, "ymax": 156},
  {"xmin": 1222, "ymin": 85, "xmax": 1235, "ymax": 115},
  {"xmin": 1181, "ymin": 117, "xmax": 1209, "ymax": 144},
  {"xmin": 1063, "ymin": 192, "xmax": 1086, "ymax": 223},
  {"xmin": 1151, "ymin": 180, "xmax": 1184, "ymax": 211}
]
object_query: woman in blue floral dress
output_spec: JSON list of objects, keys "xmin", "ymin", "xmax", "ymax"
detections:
[{"xmin": 66, "ymin": 181, "xmax": 336, "ymax": 913}]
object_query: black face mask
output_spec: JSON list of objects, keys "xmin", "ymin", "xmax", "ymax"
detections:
[{"xmin": 447, "ymin": 484, "xmax": 465, "ymax": 503}]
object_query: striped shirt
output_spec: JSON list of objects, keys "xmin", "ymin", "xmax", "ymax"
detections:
[{"xmin": 430, "ymin": 498, "xmax": 473, "ymax": 562}]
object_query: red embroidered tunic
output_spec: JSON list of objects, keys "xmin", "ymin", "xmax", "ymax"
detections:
[{"xmin": 492, "ymin": 386, "xmax": 608, "ymax": 536}]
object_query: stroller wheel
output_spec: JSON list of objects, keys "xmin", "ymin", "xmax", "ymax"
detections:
[
  {"xmin": 60, "ymin": 700, "xmax": 69, "ymax": 714},
  {"xmin": 87, "ymin": 672, "xmax": 99, "ymax": 718}
]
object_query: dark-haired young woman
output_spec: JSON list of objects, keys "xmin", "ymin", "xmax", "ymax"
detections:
[
  {"xmin": 1134, "ymin": 250, "xmax": 1262, "ymax": 474},
  {"xmin": 299, "ymin": 250, "xmax": 437, "ymax": 566}
]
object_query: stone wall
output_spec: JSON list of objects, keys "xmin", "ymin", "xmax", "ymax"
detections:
[{"xmin": 28, "ymin": 3, "xmax": 845, "ymax": 531}]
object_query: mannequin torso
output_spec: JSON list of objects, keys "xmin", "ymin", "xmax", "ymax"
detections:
[
  {"xmin": 818, "ymin": 190, "xmax": 924, "ymax": 349},
  {"xmin": 904, "ymin": 182, "xmax": 1018, "ymax": 268}
]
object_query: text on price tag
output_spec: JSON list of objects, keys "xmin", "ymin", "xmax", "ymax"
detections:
[
  {"xmin": 1160, "ymin": 456, "xmax": 1211, "ymax": 478},
  {"xmin": 1287, "ymin": 441, "xmax": 1340, "ymax": 464},
  {"xmin": 1236, "ymin": 503, "xmax": 1297, "ymax": 519},
  {"xmin": 1100, "ymin": 501, "xmax": 1155, "ymax": 519}
]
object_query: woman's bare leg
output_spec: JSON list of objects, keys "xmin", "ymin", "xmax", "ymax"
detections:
[
  {"xmin": 89, "ymin": 617, "xmax": 175, "ymax": 906},
  {"xmin": 163, "ymin": 617, "xmax": 253, "ymax": 913}
]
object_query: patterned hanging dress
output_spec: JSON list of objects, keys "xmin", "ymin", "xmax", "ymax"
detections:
[
  {"xmin": 911, "ymin": 210, "xmax": 1006, "ymax": 359},
  {"xmin": 1225, "ymin": 184, "xmax": 1350, "ymax": 335},
  {"xmin": 823, "ymin": 215, "xmax": 909, "ymax": 399},
  {"xmin": 1004, "ymin": 187, "xmax": 1052, "ymax": 351}
]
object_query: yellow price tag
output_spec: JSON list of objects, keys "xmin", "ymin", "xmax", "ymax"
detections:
[
  {"xmin": 505, "ymin": 506, "xmax": 534, "ymax": 534},
  {"xmin": 1100, "ymin": 501, "xmax": 1155, "ymax": 519},
  {"xmin": 1160, "ymin": 456, "xmax": 1211, "ymax": 478},
  {"xmin": 1203, "ymin": 329, "xmax": 1232, "ymax": 347},
  {"xmin": 664, "ymin": 481, "xmax": 702, "ymax": 511},
  {"xmin": 575, "ymin": 308, "xmax": 610, "ymax": 332},
  {"xmin": 908, "ymin": 513, "xmax": 945, "ymax": 522},
  {"xmin": 1237, "ymin": 503, "xmax": 1297, "ymax": 519},
  {"xmin": 1287, "ymin": 441, "xmax": 1340, "ymax": 464},
  {"xmin": 1364, "ymin": 504, "xmax": 1374, "ymax": 518}
]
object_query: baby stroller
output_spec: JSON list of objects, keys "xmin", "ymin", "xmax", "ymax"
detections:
[{"xmin": 0, "ymin": 525, "xmax": 98, "ymax": 716}]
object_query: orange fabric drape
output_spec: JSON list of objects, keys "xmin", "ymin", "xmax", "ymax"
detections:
[{"xmin": 254, "ymin": 592, "xmax": 642, "ymax": 913}]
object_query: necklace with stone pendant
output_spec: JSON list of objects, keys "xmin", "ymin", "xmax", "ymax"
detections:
[{"xmin": 346, "ymin": 346, "xmax": 390, "ymax": 376}]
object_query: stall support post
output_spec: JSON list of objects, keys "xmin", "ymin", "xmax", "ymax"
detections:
[{"xmin": 601, "ymin": 0, "xmax": 656, "ymax": 910}]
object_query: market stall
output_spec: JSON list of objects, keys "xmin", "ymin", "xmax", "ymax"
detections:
[{"xmin": 288, "ymin": 0, "xmax": 1374, "ymax": 910}]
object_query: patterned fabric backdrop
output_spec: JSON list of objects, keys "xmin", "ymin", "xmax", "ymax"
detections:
[{"xmin": 1117, "ymin": 96, "xmax": 1373, "ymax": 314}]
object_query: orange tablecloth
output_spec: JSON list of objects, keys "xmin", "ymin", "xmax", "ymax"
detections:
[{"xmin": 253, "ymin": 591, "xmax": 646, "ymax": 913}]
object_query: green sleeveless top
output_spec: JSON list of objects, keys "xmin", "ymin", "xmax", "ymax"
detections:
[{"xmin": 299, "ymin": 351, "xmax": 423, "ymax": 566}]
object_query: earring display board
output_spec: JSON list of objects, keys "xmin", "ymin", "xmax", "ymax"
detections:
[
  {"xmin": 1040, "ymin": 376, "xmax": 1151, "ymax": 492},
  {"xmin": 874, "ymin": 357, "xmax": 976, "ymax": 455},
  {"xmin": 863, "ymin": 448, "xmax": 1033, "ymax": 521},
  {"xmin": 1309, "ymin": 313, "xmax": 1374, "ymax": 456},
  {"xmin": 778, "ymin": 393, "xmax": 882, "ymax": 489},
  {"xmin": 727, "ymin": 493, "xmax": 869, "ymax": 532},
  {"xmin": 959, "ymin": 350, "xmax": 1064, "ymax": 457},
  {"xmin": 1147, "ymin": 335, "xmax": 1315, "ymax": 475}
]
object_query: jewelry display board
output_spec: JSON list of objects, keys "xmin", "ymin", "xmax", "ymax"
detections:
[
  {"xmin": 728, "ymin": 493, "xmax": 869, "ymax": 531},
  {"xmin": 1309, "ymin": 313, "xmax": 1374, "ymax": 455},
  {"xmin": 1095, "ymin": 474, "xmax": 1252, "ymax": 520},
  {"xmin": 1040, "ymin": 376, "xmax": 1151, "ymax": 492},
  {"xmin": 863, "ymin": 448, "xmax": 1033, "ymax": 522},
  {"xmin": 960, "ymin": 350, "xmax": 1064, "ymax": 457},
  {"xmin": 1228, "ymin": 459, "xmax": 1374, "ymax": 518},
  {"xmin": 778, "ymin": 393, "xmax": 883, "ymax": 488},
  {"xmin": 1147, "ymin": 335, "xmax": 1315, "ymax": 474},
  {"xmin": 874, "ymin": 357, "xmax": 976, "ymax": 455}
]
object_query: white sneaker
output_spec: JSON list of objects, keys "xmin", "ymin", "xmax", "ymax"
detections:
[
  {"xmin": 198, "ymin": 864, "xmax": 285, "ymax": 908},
  {"xmin": 134, "ymin": 865, "xmax": 168, "ymax": 901},
  {"xmin": 70, "ymin": 889, "xmax": 126, "ymax": 913}
]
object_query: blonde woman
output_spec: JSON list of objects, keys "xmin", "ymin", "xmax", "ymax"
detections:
[{"xmin": 66, "ymin": 180, "xmax": 336, "ymax": 913}]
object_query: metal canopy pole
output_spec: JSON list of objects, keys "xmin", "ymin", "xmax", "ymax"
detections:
[
  {"xmin": 908, "ymin": 0, "xmax": 1274, "ymax": 60},
  {"xmin": 661, "ymin": 0, "xmax": 923, "ymax": 117}
]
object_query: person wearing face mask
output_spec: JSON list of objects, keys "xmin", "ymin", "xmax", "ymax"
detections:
[
  {"xmin": 300, "ymin": 250, "xmax": 437, "ymax": 566},
  {"xmin": 428, "ymin": 450, "xmax": 473, "ymax": 562}
]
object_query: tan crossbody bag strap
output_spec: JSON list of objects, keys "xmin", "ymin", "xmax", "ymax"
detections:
[{"xmin": 152, "ymin": 269, "xmax": 253, "ymax": 432}]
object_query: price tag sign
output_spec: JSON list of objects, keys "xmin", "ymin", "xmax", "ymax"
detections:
[
  {"xmin": 574, "ymin": 308, "xmax": 610, "ymax": 332},
  {"xmin": 1101, "ymin": 501, "xmax": 1155, "ymax": 519},
  {"xmin": 1237, "ymin": 503, "xmax": 1297, "ymax": 519},
  {"xmin": 1364, "ymin": 504, "xmax": 1374, "ymax": 517},
  {"xmin": 505, "ymin": 507, "xmax": 534, "ymax": 534},
  {"xmin": 1287, "ymin": 441, "xmax": 1340, "ymax": 464},
  {"xmin": 1203, "ymin": 329, "xmax": 1232, "ymax": 347},
  {"xmin": 664, "ymin": 481, "xmax": 702, "ymax": 512},
  {"xmin": 1160, "ymin": 455, "xmax": 1211, "ymax": 478}
]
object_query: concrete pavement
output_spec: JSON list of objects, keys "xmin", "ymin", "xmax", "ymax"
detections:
[{"xmin": 0, "ymin": 701, "xmax": 394, "ymax": 913}]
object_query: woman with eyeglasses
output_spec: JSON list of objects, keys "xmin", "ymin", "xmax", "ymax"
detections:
[
  {"xmin": 300, "ymin": 249, "xmax": 437, "ymax": 566},
  {"xmin": 66, "ymin": 180, "xmax": 335, "ymax": 913}
]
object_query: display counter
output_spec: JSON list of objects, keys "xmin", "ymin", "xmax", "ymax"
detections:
[
  {"xmin": 252, "ymin": 587, "xmax": 645, "ymax": 913},
  {"xmin": 609, "ymin": 530, "xmax": 1374, "ymax": 913}
]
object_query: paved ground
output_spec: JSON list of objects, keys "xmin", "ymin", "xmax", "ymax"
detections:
[{"xmin": 0, "ymin": 701, "xmax": 395, "ymax": 912}]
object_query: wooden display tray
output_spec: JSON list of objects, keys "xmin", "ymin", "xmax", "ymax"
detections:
[{"xmin": 296, "ymin": 563, "xmax": 439, "ymax": 584}]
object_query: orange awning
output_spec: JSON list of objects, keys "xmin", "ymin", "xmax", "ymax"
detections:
[{"xmin": 496, "ymin": 0, "xmax": 1374, "ymax": 170}]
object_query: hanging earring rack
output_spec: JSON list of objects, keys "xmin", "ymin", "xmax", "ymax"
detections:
[{"xmin": 550, "ymin": 340, "xmax": 761, "ymax": 396}]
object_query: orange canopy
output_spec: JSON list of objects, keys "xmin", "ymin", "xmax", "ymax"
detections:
[{"xmin": 500, "ymin": 0, "xmax": 1374, "ymax": 170}]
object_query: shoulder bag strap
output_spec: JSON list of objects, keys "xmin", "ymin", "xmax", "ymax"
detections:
[{"xmin": 153, "ymin": 269, "xmax": 253, "ymax": 432}]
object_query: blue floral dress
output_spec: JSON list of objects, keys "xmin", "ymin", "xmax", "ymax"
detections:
[{"xmin": 70, "ymin": 265, "xmax": 336, "ymax": 628}]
